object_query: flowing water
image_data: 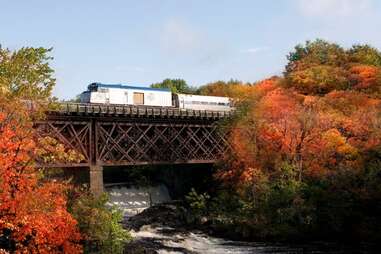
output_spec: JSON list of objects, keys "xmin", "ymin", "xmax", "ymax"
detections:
[
  {"xmin": 106, "ymin": 183, "xmax": 171, "ymax": 217},
  {"xmin": 106, "ymin": 185, "xmax": 377, "ymax": 254},
  {"xmin": 128, "ymin": 224, "xmax": 376, "ymax": 254},
  {"xmin": 130, "ymin": 225, "xmax": 302, "ymax": 254}
]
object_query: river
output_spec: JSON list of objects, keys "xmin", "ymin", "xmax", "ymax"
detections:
[
  {"xmin": 106, "ymin": 184, "xmax": 377, "ymax": 254},
  {"xmin": 128, "ymin": 224, "xmax": 350, "ymax": 254}
]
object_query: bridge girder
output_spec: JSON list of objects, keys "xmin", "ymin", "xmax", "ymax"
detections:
[
  {"xmin": 35, "ymin": 117, "xmax": 230, "ymax": 167},
  {"xmin": 34, "ymin": 104, "xmax": 232, "ymax": 195}
]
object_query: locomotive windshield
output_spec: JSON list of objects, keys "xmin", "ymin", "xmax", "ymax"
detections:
[{"xmin": 88, "ymin": 82, "xmax": 99, "ymax": 92}]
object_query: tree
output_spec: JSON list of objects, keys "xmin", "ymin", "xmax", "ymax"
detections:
[
  {"xmin": 0, "ymin": 46, "xmax": 55, "ymax": 101},
  {"xmin": 283, "ymin": 39, "xmax": 351, "ymax": 95},
  {"xmin": 348, "ymin": 65, "xmax": 381, "ymax": 97},
  {"xmin": 348, "ymin": 44, "xmax": 381, "ymax": 67},
  {"xmin": 150, "ymin": 78, "xmax": 195, "ymax": 93},
  {"xmin": 213, "ymin": 40, "xmax": 381, "ymax": 242},
  {"xmin": 0, "ymin": 45, "xmax": 132, "ymax": 253},
  {"xmin": 68, "ymin": 189, "xmax": 130, "ymax": 254},
  {"xmin": 222, "ymin": 81, "xmax": 380, "ymax": 182},
  {"xmin": 214, "ymin": 77, "xmax": 381, "ymax": 240},
  {"xmin": 197, "ymin": 79, "xmax": 254, "ymax": 98},
  {"xmin": 285, "ymin": 39, "xmax": 348, "ymax": 74},
  {"xmin": 284, "ymin": 40, "xmax": 381, "ymax": 97},
  {"xmin": 154, "ymin": 40, "xmax": 381, "ymax": 242},
  {"xmin": 285, "ymin": 65, "xmax": 349, "ymax": 95},
  {"xmin": 0, "ymin": 46, "xmax": 84, "ymax": 253},
  {"xmin": 0, "ymin": 98, "xmax": 82, "ymax": 253}
]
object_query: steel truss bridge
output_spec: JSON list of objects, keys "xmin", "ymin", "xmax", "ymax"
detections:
[{"xmin": 35, "ymin": 103, "xmax": 232, "ymax": 194}]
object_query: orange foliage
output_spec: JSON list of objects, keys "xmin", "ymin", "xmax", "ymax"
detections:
[
  {"xmin": 349, "ymin": 65, "xmax": 380, "ymax": 89},
  {"xmin": 198, "ymin": 80, "xmax": 257, "ymax": 101},
  {"xmin": 253, "ymin": 78, "xmax": 279, "ymax": 95},
  {"xmin": 0, "ymin": 101, "xmax": 82, "ymax": 253},
  {"xmin": 221, "ymin": 78, "xmax": 381, "ymax": 186},
  {"xmin": 348, "ymin": 65, "xmax": 381, "ymax": 98}
]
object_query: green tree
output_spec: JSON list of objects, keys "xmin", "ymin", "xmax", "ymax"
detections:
[
  {"xmin": 151, "ymin": 78, "xmax": 195, "ymax": 93},
  {"xmin": 68, "ymin": 189, "xmax": 131, "ymax": 254},
  {"xmin": 0, "ymin": 46, "xmax": 55, "ymax": 101},
  {"xmin": 348, "ymin": 44, "xmax": 381, "ymax": 67},
  {"xmin": 285, "ymin": 39, "xmax": 348, "ymax": 74}
]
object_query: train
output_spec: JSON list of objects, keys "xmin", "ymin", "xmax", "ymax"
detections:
[{"xmin": 80, "ymin": 82, "xmax": 233, "ymax": 111}]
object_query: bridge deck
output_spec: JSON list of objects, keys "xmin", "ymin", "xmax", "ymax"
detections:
[{"xmin": 50, "ymin": 103, "xmax": 233, "ymax": 119}]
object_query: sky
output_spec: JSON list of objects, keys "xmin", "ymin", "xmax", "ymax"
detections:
[{"xmin": 1, "ymin": 0, "xmax": 381, "ymax": 100}]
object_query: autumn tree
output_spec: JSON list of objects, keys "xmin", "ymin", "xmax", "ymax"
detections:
[
  {"xmin": 0, "ymin": 98, "xmax": 82, "ymax": 253},
  {"xmin": 199, "ymin": 79, "xmax": 259, "ymax": 97},
  {"xmin": 348, "ymin": 65, "xmax": 381, "ymax": 97},
  {"xmin": 1, "ymin": 45, "xmax": 131, "ymax": 253},
  {"xmin": 209, "ymin": 40, "xmax": 381, "ymax": 241},
  {"xmin": 285, "ymin": 39, "xmax": 348, "ymax": 74},
  {"xmin": 0, "ymin": 46, "xmax": 84, "ymax": 253}
]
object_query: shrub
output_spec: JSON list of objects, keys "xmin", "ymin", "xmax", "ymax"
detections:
[
  {"xmin": 68, "ymin": 187, "xmax": 131, "ymax": 254},
  {"xmin": 185, "ymin": 188, "xmax": 210, "ymax": 217}
]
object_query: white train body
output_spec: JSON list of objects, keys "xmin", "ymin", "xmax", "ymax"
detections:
[
  {"xmin": 80, "ymin": 83, "xmax": 233, "ymax": 111},
  {"xmin": 80, "ymin": 83, "xmax": 173, "ymax": 107},
  {"xmin": 176, "ymin": 94, "xmax": 231, "ymax": 111}
]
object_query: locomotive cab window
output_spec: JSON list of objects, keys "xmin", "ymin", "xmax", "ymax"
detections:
[{"xmin": 133, "ymin": 92, "xmax": 144, "ymax": 105}]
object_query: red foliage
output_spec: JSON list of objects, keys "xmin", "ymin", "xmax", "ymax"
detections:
[
  {"xmin": 0, "ymin": 101, "xmax": 82, "ymax": 253},
  {"xmin": 253, "ymin": 78, "xmax": 279, "ymax": 96},
  {"xmin": 220, "ymin": 78, "xmax": 381, "ymax": 187},
  {"xmin": 349, "ymin": 65, "xmax": 380, "ymax": 90}
]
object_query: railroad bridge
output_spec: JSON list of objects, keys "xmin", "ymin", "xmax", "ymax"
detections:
[{"xmin": 35, "ymin": 103, "xmax": 231, "ymax": 194}]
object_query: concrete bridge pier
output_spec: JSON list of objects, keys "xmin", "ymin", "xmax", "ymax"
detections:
[{"xmin": 90, "ymin": 164, "xmax": 104, "ymax": 196}]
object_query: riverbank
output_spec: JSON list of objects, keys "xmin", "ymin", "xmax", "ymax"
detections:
[{"xmin": 123, "ymin": 202, "xmax": 379, "ymax": 254}]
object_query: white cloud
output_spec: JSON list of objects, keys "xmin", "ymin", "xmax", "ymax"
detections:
[{"xmin": 297, "ymin": 0, "xmax": 372, "ymax": 18}]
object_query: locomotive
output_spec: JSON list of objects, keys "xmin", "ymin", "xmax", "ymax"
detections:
[{"xmin": 80, "ymin": 82, "xmax": 233, "ymax": 111}]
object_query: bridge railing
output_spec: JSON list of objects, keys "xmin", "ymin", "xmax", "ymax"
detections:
[{"xmin": 51, "ymin": 102, "xmax": 234, "ymax": 119}]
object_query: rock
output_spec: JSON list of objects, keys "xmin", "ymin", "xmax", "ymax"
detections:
[
  {"xmin": 124, "ymin": 201, "xmax": 188, "ymax": 232},
  {"xmin": 200, "ymin": 216, "xmax": 208, "ymax": 224}
]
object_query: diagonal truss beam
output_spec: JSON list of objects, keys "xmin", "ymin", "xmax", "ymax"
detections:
[
  {"xmin": 95, "ymin": 121, "xmax": 229, "ymax": 165},
  {"xmin": 35, "ymin": 117, "xmax": 230, "ymax": 167}
]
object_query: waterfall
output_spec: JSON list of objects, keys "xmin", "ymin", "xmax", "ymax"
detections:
[{"xmin": 106, "ymin": 184, "xmax": 171, "ymax": 217}]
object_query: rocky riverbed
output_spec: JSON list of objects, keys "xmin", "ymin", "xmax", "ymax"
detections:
[
  {"xmin": 122, "ymin": 203, "xmax": 378, "ymax": 254},
  {"xmin": 104, "ymin": 185, "xmax": 379, "ymax": 254}
]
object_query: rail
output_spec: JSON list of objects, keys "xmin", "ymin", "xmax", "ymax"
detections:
[{"xmin": 49, "ymin": 103, "xmax": 234, "ymax": 119}]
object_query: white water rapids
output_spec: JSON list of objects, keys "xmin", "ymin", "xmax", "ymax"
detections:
[
  {"xmin": 130, "ymin": 225, "xmax": 301, "ymax": 254},
  {"xmin": 105, "ymin": 184, "xmax": 371, "ymax": 254},
  {"xmin": 105, "ymin": 184, "xmax": 274, "ymax": 253}
]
